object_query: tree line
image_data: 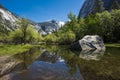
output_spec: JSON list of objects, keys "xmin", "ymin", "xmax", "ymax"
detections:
[
  {"xmin": 45, "ymin": 9, "xmax": 120, "ymax": 44},
  {"xmin": 0, "ymin": 10, "xmax": 120, "ymax": 44},
  {"xmin": 0, "ymin": 18, "xmax": 43, "ymax": 44}
]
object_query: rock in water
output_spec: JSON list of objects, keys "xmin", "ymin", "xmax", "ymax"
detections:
[{"xmin": 71, "ymin": 35, "xmax": 105, "ymax": 51}]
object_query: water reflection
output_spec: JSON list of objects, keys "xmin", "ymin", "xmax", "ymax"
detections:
[
  {"xmin": 0, "ymin": 46, "xmax": 120, "ymax": 80},
  {"xmin": 0, "ymin": 46, "xmax": 84, "ymax": 80},
  {"xmin": 79, "ymin": 49, "xmax": 105, "ymax": 60},
  {"xmin": 0, "ymin": 55, "xmax": 27, "ymax": 77},
  {"xmin": 28, "ymin": 49, "xmax": 84, "ymax": 80},
  {"xmin": 36, "ymin": 50, "xmax": 61, "ymax": 63},
  {"xmin": 27, "ymin": 61, "xmax": 83, "ymax": 80}
]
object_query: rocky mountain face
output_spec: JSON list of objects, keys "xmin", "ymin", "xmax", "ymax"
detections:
[
  {"xmin": 78, "ymin": 0, "xmax": 120, "ymax": 18},
  {"xmin": 0, "ymin": 5, "xmax": 64, "ymax": 35},
  {"xmin": 0, "ymin": 5, "xmax": 20, "ymax": 33},
  {"xmin": 38, "ymin": 20, "xmax": 64, "ymax": 34}
]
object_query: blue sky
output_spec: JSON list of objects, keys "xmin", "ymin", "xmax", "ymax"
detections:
[{"xmin": 0, "ymin": 0, "xmax": 85, "ymax": 22}]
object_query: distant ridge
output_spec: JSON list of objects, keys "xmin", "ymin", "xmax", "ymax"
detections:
[{"xmin": 0, "ymin": 5, "xmax": 65, "ymax": 35}]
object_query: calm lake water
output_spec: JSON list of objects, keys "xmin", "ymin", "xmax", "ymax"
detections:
[{"xmin": 0, "ymin": 45, "xmax": 120, "ymax": 80}]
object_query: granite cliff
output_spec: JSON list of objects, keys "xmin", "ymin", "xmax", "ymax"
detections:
[{"xmin": 78, "ymin": 0, "xmax": 120, "ymax": 18}]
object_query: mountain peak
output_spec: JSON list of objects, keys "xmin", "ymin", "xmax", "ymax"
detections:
[
  {"xmin": 0, "ymin": 4, "xmax": 8, "ymax": 11},
  {"xmin": 0, "ymin": 5, "xmax": 18, "ymax": 22},
  {"xmin": 0, "ymin": 5, "xmax": 65, "ymax": 35}
]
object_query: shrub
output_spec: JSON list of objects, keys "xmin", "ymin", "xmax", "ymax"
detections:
[
  {"xmin": 9, "ymin": 26, "xmax": 42, "ymax": 44},
  {"xmin": 44, "ymin": 34, "xmax": 58, "ymax": 43},
  {"xmin": 58, "ymin": 30, "xmax": 76, "ymax": 44}
]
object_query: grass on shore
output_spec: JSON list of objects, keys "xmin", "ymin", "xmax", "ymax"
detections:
[
  {"xmin": 0, "ymin": 43, "xmax": 119, "ymax": 56},
  {"xmin": 0, "ymin": 44, "xmax": 39, "ymax": 56},
  {"xmin": 105, "ymin": 43, "xmax": 120, "ymax": 48}
]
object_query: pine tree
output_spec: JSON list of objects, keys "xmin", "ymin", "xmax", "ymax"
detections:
[
  {"xmin": 92, "ymin": 0, "xmax": 105, "ymax": 14},
  {"xmin": 19, "ymin": 18, "xmax": 29, "ymax": 44},
  {"xmin": 111, "ymin": 0, "xmax": 120, "ymax": 10}
]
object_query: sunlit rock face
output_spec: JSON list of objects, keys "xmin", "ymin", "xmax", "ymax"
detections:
[
  {"xmin": 0, "ymin": 5, "xmax": 20, "ymax": 31},
  {"xmin": 38, "ymin": 20, "xmax": 65, "ymax": 35},
  {"xmin": 78, "ymin": 0, "xmax": 120, "ymax": 18},
  {"xmin": 78, "ymin": 0, "xmax": 95, "ymax": 18},
  {"xmin": 80, "ymin": 35, "xmax": 105, "ymax": 50},
  {"xmin": 71, "ymin": 35, "xmax": 105, "ymax": 51},
  {"xmin": 71, "ymin": 35, "xmax": 106, "ymax": 60},
  {"xmin": 0, "ymin": 5, "xmax": 44, "ymax": 35},
  {"xmin": 0, "ymin": 6, "xmax": 18, "ymax": 22}
]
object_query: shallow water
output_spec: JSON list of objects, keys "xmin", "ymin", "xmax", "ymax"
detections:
[{"xmin": 0, "ymin": 45, "xmax": 120, "ymax": 80}]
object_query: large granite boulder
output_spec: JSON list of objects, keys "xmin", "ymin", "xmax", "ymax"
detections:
[{"xmin": 71, "ymin": 35, "xmax": 105, "ymax": 51}]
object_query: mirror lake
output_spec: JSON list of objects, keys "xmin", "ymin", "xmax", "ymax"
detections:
[{"xmin": 0, "ymin": 45, "xmax": 120, "ymax": 80}]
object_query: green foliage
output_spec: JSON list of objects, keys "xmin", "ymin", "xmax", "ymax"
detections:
[
  {"xmin": 0, "ymin": 21, "xmax": 5, "ymax": 34},
  {"xmin": 65, "ymin": 13, "xmax": 84, "ymax": 40},
  {"xmin": 18, "ymin": 18, "xmax": 29, "ymax": 44},
  {"xmin": 9, "ymin": 26, "xmax": 42, "ymax": 44},
  {"xmin": 0, "ymin": 23, "xmax": 8, "ymax": 42},
  {"xmin": 85, "ymin": 10, "xmax": 120, "ymax": 42},
  {"xmin": 43, "ymin": 29, "xmax": 75, "ymax": 44},
  {"xmin": 111, "ymin": 10, "xmax": 120, "ymax": 41},
  {"xmin": 0, "ymin": 44, "xmax": 33, "ymax": 56},
  {"xmin": 111, "ymin": 0, "xmax": 120, "ymax": 10},
  {"xmin": 57, "ymin": 10, "xmax": 120, "ymax": 43},
  {"xmin": 92, "ymin": 0, "xmax": 105, "ymax": 14},
  {"xmin": 98, "ymin": 11, "xmax": 114, "ymax": 41},
  {"xmin": 44, "ymin": 34, "xmax": 58, "ymax": 43},
  {"xmin": 0, "ymin": 21, "xmax": 13, "ymax": 43},
  {"xmin": 25, "ymin": 26, "xmax": 43, "ymax": 43},
  {"xmin": 58, "ymin": 30, "xmax": 76, "ymax": 44},
  {"xmin": 66, "ymin": 12, "xmax": 78, "ymax": 31},
  {"xmin": 68, "ymin": 12, "xmax": 77, "ymax": 21},
  {"xmin": 9, "ymin": 28, "xmax": 23, "ymax": 43},
  {"xmin": 105, "ymin": 43, "xmax": 120, "ymax": 48},
  {"xmin": 1, "ymin": 9, "xmax": 120, "ymax": 44}
]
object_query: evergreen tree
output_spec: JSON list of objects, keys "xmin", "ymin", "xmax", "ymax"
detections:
[
  {"xmin": 19, "ymin": 18, "xmax": 29, "ymax": 44},
  {"xmin": 92, "ymin": 0, "xmax": 105, "ymax": 14},
  {"xmin": 111, "ymin": 0, "xmax": 120, "ymax": 10},
  {"xmin": 68, "ymin": 12, "xmax": 77, "ymax": 21}
]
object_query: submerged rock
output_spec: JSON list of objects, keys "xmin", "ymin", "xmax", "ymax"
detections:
[{"xmin": 71, "ymin": 35, "xmax": 105, "ymax": 51}]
